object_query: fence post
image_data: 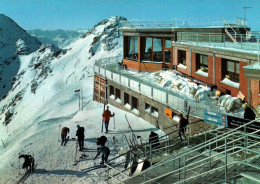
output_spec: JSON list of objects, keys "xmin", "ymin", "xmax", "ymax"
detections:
[{"xmin": 150, "ymin": 143, "xmax": 153, "ymax": 165}]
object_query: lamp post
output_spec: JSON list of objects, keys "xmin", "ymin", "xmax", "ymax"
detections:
[{"xmin": 75, "ymin": 89, "xmax": 81, "ymax": 111}]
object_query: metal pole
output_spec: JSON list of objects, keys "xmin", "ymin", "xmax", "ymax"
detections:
[
  {"xmin": 78, "ymin": 92, "xmax": 80, "ymax": 111},
  {"xmin": 183, "ymin": 155, "xmax": 186, "ymax": 183},
  {"xmin": 81, "ymin": 88, "xmax": 83, "ymax": 111},
  {"xmin": 257, "ymin": 38, "xmax": 260, "ymax": 63},
  {"xmin": 225, "ymin": 137, "xmax": 227, "ymax": 183},
  {"xmin": 150, "ymin": 143, "xmax": 152, "ymax": 165}
]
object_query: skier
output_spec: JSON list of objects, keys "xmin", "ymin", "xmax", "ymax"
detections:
[
  {"xmin": 97, "ymin": 135, "xmax": 107, "ymax": 146},
  {"xmin": 102, "ymin": 106, "xmax": 115, "ymax": 133},
  {"xmin": 178, "ymin": 113, "xmax": 188, "ymax": 142},
  {"xmin": 76, "ymin": 125, "xmax": 85, "ymax": 151},
  {"xmin": 149, "ymin": 131, "xmax": 160, "ymax": 148},
  {"xmin": 94, "ymin": 143, "xmax": 110, "ymax": 167},
  {"xmin": 61, "ymin": 127, "xmax": 70, "ymax": 145},
  {"xmin": 243, "ymin": 103, "xmax": 256, "ymax": 120},
  {"xmin": 19, "ymin": 154, "xmax": 35, "ymax": 172}
]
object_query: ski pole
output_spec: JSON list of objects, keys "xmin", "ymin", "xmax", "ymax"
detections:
[
  {"xmin": 75, "ymin": 142, "xmax": 78, "ymax": 162},
  {"xmin": 113, "ymin": 116, "xmax": 115, "ymax": 129},
  {"xmin": 58, "ymin": 124, "xmax": 61, "ymax": 142}
]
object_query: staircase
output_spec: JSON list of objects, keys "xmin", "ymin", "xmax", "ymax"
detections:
[{"xmin": 107, "ymin": 118, "xmax": 260, "ymax": 184}]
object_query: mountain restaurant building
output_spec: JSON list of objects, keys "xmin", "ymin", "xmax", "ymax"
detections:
[{"xmin": 121, "ymin": 27, "xmax": 260, "ymax": 109}]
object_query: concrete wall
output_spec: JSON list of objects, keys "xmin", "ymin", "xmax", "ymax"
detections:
[{"xmin": 105, "ymin": 77, "xmax": 217, "ymax": 137}]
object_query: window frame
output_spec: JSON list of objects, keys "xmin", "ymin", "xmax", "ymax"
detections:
[
  {"xmin": 131, "ymin": 96, "xmax": 139, "ymax": 110},
  {"xmin": 178, "ymin": 50, "xmax": 187, "ymax": 66},
  {"xmin": 196, "ymin": 54, "xmax": 208, "ymax": 73},
  {"xmin": 222, "ymin": 59, "xmax": 240, "ymax": 83}
]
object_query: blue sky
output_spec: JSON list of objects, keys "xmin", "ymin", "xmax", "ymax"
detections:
[{"xmin": 0, "ymin": 0, "xmax": 260, "ymax": 31}]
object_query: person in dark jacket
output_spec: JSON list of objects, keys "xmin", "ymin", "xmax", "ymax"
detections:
[
  {"xmin": 243, "ymin": 103, "xmax": 256, "ymax": 120},
  {"xmin": 149, "ymin": 131, "xmax": 160, "ymax": 148},
  {"xmin": 94, "ymin": 144, "xmax": 110, "ymax": 167},
  {"xmin": 97, "ymin": 136, "xmax": 107, "ymax": 146},
  {"xmin": 61, "ymin": 127, "xmax": 70, "ymax": 146},
  {"xmin": 19, "ymin": 154, "xmax": 35, "ymax": 172},
  {"xmin": 76, "ymin": 125, "xmax": 85, "ymax": 151},
  {"xmin": 178, "ymin": 113, "xmax": 188, "ymax": 141},
  {"xmin": 102, "ymin": 106, "xmax": 115, "ymax": 133}
]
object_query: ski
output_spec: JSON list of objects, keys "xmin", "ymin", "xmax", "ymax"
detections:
[
  {"xmin": 16, "ymin": 164, "xmax": 38, "ymax": 184},
  {"xmin": 113, "ymin": 116, "xmax": 115, "ymax": 129},
  {"xmin": 16, "ymin": 171, "xmax": 30, "ymax": 184},
  {"xmin": 81, "ymin": 165, "xmax": 102, "ymax": 172},
  {"xmin": 125, "ymin": 115, "xmax": 134, "ymax": 133}
]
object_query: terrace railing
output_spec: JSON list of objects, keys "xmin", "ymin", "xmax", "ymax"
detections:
[{"xmin": 94, "ymin": 58, "xmax": 244, "ymax": 120}]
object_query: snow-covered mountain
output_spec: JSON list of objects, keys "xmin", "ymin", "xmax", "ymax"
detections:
[
  {"xmin": 27, "ymin": 29, "xmax": 88, "ymax": 49},
  {"xmin": 0, "ymin": 14, "xmax": 42, "ymax": 99},
  {"xmin": 0, "ymin": 15, "xmax": 163, "ymax": 184}
]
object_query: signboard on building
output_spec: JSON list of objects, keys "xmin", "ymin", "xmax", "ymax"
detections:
[
  {"xmin": 165, "ymin": 107, "xmax": 172, "ymax": 119},
  {"xmin": 227, "ymin": 116, "xmax": 260, "ymax": 134},
  {"xmin": 204, "ymin": 110, "xmax": 228, "ymax": 127}
]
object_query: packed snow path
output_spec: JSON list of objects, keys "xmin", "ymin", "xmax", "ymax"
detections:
[{"xmin": 0, "ymin": 103, "xmax": 164, "ymax": 184}]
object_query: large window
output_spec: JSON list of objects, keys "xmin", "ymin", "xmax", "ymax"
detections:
[
  {"xmin": 153, "ymin": 38, "xmax": 162, "ymax": 62},
  {"xmin": 222, "ymin": 59, "xmax": 240, "ymax": 83},
  {"xmin": 164, "ymin": 38, "xmax": 172, "ymax": 64},
  {"xmin": 126, "ymin": 36, "xmax": 138, "ymax": 61},
  {"xmin": 178, "ymin": 50, "xmax": 186, "ymax": 66},
  {"xmin": 142, "ymin": 37, "xmax": 162, "ymax": 62},
  {"xmin": 196, "ymin": 54, "xmax": 208, "ymax": 72}
]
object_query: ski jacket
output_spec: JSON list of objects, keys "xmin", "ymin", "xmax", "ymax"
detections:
[
  {"xmin": 244, "ymin": 107, "xmax": 256, "ymax": 120},
  {"xmin": 76, "ymin": 127, "xmax": 85, "ymax": 139},
  {"xmin": 97, "ymin": 136, "xmax": 107, "ymax": 146},
  {"xmin": 19, "ymin": 154, "xmax": 34, "ymax": 165},
  {"xmin": 61, "ymin": 127, "xmax": 70, "ymax": 135},
  {"xmin": 102, "ymin": 110, "xmax": 114, "ymax": 122},
  {"xmin": 179, "ymin": 117, "xmax": 188, "ymax": 128},
  {"xmin": 97, "ymin": 145, "xmax": 110, "ymax": 155}
]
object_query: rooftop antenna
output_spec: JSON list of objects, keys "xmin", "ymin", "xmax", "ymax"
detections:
[{"xmin": 243, "ymin": 6, "xmax": 252, "ymax": 25}]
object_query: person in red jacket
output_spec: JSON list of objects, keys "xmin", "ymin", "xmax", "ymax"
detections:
[{"xmin": 102, "ymin": 106, "xmax": 115, "ymax": 133}]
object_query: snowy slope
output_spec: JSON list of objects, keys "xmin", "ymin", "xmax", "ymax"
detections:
[
  {"xmin": 0, "ymin": 14, "xmax": 42, "ymax": 99},
  {"xmin": 0, "ymin": 16, "xmax": 164, "ymax": 184},
  {"xmin": 28, "ymin": 29, "xmax": 88, "ymax": 49}
]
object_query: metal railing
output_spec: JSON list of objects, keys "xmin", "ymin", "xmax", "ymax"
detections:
[
  {"xmin": 138, "ymin": 119, "xmax": 260, "ymax": 184},
  {"xmin": 94, "ymin": 59, "xmax": 244, "ymax": 120},
  {"xmin": 121, "ymin": 17, "xmax": 247, "ymax": 29},
  {"xmin": 104, "ymin": 118, "xmax": 259, "ymax": 183}
]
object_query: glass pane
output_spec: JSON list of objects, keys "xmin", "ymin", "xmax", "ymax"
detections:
[
  {"xmin": 153, "ymin": 38, "xmax": 162, "ymax": 62},
  {"xmin": 144, "ymin": 37, "xmax": 152, "ymax": 61},
  {"xmin": 179, "ymin": 50, "xmax": 186, "ymax": 65},
  {"xmin": 200, "ymin": 54, "xmax": 208, "ymax": 72},
  {"xmin": 153, "ymin": 38, "xmax": 162, "ymax": 52},
  {"xmin": 133, "ymin": 37, "xmax": 138, "ymax": 54},
  {"xmin": 227, "ymin": 61, "xmax": 234, "ymax": 72},
  {"xmin": 165, "ymin": 50, "xmax": 171, "ymax": 63},
  {"xmin": 236, "ymin": 63, "xmax": 239, "ymax": 74},
  {"xmin": 127, "ymin": 37, "xmax": 132, "ymax": 58},
  {"xmin": 165, "ymin": 38, "xmax": 171, "ymax": 48}
]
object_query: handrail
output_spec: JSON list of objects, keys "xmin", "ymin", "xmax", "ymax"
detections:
[
  {"xmin": 235, "ymin": 17, "xmax": 249, "ymax": 39},
  {"xmin": 142, "ymin": 140, "xmax": 260, "ymax": 184},
  {"xmin": 222, "ymin": 17, "xmax": 237, "ymax": 35},
  {"xmin": 105, "ymin": 119, "xmax": 259, "ymax": 183},
  {"xmin": 140, "ymin": 119, "xmax": 260, "ymax": 174}
]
